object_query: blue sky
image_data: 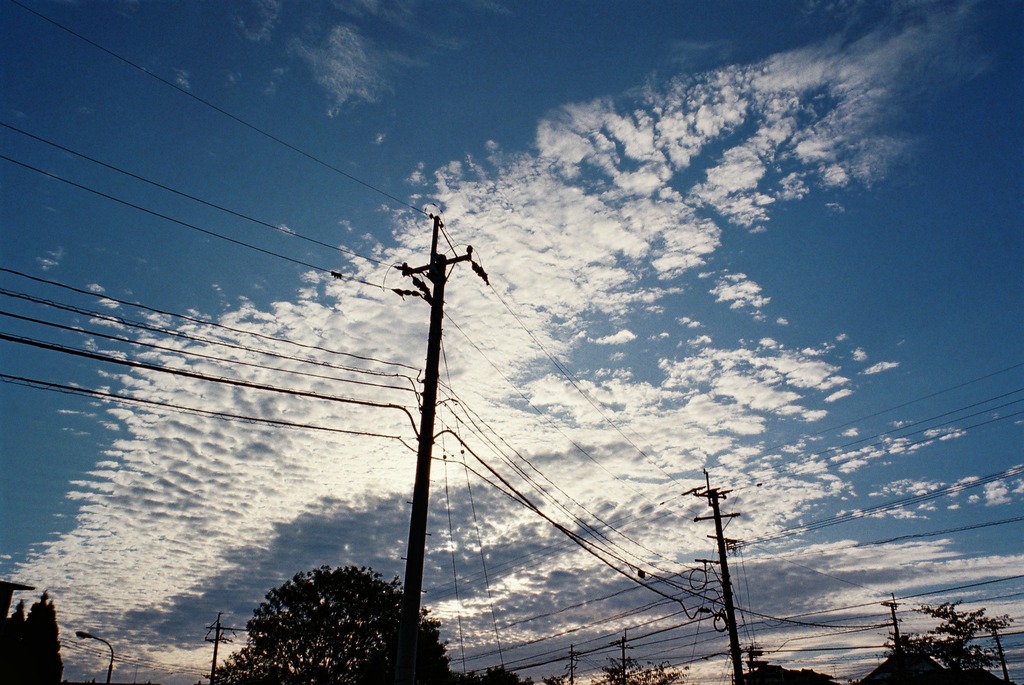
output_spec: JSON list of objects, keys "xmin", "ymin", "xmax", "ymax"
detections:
[{"xmin": 1, "ymin": 1, "xmax": 1022, "ymax": 683}]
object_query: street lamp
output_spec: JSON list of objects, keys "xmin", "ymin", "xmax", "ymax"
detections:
[{"xmin": 75, "ymin": 630, "xmax": 114, "ymax": 684}]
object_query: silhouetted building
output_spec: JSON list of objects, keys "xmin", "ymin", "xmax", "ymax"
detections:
[
  {"xmin": 859, "ymin": 653, "xmax": 1010, "ymax": 684},
  {"xmin": 0, "ymin": 580, "xmax": 34, "ymax": 636},
  {"xmin": 747, "ymin": 661, "xmax": 839, "ymax": 684}
]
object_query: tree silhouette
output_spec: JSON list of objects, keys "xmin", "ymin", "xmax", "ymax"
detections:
[
  {"xmin": 456, "ymin": 667, "xmax": 536, "ymax": 683},
  {"xmin": 592, "ymin": 656, "xmax": 686, "ymax": 685},
  {"xmin": 218, "ymin": 566, "xmax": 453, "ymax": 685},
  {"xmin": 902, "ymin": 601, "xmax": 1012, "ymax": 671},
  {"xmin": 454, "ymin": 667, "xmax": 533, "ymax": 684},
  {"xmin": 1, "ymin": 592, "xmax": 63, "ymax": 684}
]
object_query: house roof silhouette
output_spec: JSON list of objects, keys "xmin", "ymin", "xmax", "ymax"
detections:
[{"xmin": 859, "ymin": 653, "xmax": 1009, "ymax": 684}]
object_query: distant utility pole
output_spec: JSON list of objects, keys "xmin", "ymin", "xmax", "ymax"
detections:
[
  {"xmin": 568, "ymin": 644, "xmax": 577, "ymax": 685},
  {"xmin": 205, "ymin": 612, "xmax": 241, "ymax": 685},
  {"xmin": 615, "ymin": 630, "xmax": 632, "ymax": 685},
  {"xmin": 882, "ymin": 595, "xmax": 903, "ymax": 657},
  {"xmin": 689, "ymin": 471, "xmax": 744, "ymax": 685},
  {"xmin": 746, "ymin": 643, "xmax": 764, "ymax": 672},
  {"xmin": 393, "ymin": 213, "xmax": 488, "ymax": 685}
]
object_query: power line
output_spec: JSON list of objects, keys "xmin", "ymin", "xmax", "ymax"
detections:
[
  {"xmin": 745, "ymin": 462, "xmax": 1024, "ymax": 547},
  {"xmin": 698, "ymin": 574, "xmax": 1024, "ymax": 626},
  {"xmin": 436, "ymin": 428, "xmax": 718, "ymax": 614},
  {"xmin": 451, "ymin": 283, "xmax": 1023, "ymax": 566},
  {"xmin": 739, "ymin": 361, "xmax": 1024, "ymax": 483},
  {"xmin": 0, "ymin": 267, "xmax": 419, "ymax": 371},
  {"xmin": 432, "ymin": 322, "xmax": 710, "ymax": 596},
  {"xmin": 1, "ymin": 373, "xmax": 409, "ymax": 442},
  {"xmin": 444, "ymin": 314, "xmax": 679, "ymax": 510},
  {"xmin": 498, "ymin": 611, "xmax": 716, "ymax": 675},
  {"xmin": 483, "ymin": 605, "xmax": 702, "ymax": 672},
  {"xmin": 731, "ymin": 517, "xmax": 1024, "ymax": 584},
  {"xmin": 466, "ymin": 599, "xmax": 684, "ymax": 667},
  {"xmin": 8, "ymin": 0, "xmax": 426, "ymax": 216},
  {"xmin": 856, "ymin": 515, "xmax": 1024, "ymax": 546},
  {"xmin": 472, "ymin": 574, "xmax": 1024, "ymax": 676},
  {"xmin": 440, "ymin": 389, "xmax": 686, "ymax": 575},
  {"xmin": 805, "ymin": 394, "xmax": 1024, "ymax": 473},
  {"xmin": 441, "ymin": 458, "xmax": 469, "ymax": 673},
  {"xmin": 0, "ymin": 306, "xmax": 414, "ymax": 395},
  {"xmin": 0, "ymin": 331, "xmax": 419, "ymax": 432},
  {"xmin": 61, "ymin": 638, "xmax": 208, "ymax": 679},
  {"xmin": 428, "ymin": 352, "xmax": 1019, "ymax": 647},
  {"xmin": 0, "ymin": 153, "xmax": 382, "ymax": 288},
  {"xmin": 476, "ymin": 278, "xmax": 690, "ymax": 484},
  {"xmin": 1, "ymin": 120, "xmax": 393, "ymax": 270},
  {"xmin": 903, "ymin": 574, "xmax": 1024, "ymax": 600}
]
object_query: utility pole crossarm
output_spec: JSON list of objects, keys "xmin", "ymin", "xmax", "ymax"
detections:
[{"xmin": 694, "ymin": 513, "xmax": 740, "ymax": 522}]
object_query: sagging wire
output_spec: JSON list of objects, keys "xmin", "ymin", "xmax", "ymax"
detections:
[
  {"xmin": 440, "ymin": 336, "xmax": 506, "ymax": 668},
  {"xmin": 441, "ymin": 448, "xmax": 469, "ymax": 673}
]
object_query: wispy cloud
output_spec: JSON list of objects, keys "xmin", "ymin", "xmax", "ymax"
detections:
[
  {"xmin": 174, "ymin": 69, "xmax": 191, "ymax": 91},
  {"xmin": 36, "ymin": 247, "xmax": 64, "ymax": 271},
  {"xmin": 235, "ymin": 0, "xmax": 281, "ymax": 43},
  {"xmin": 293, "ymin": 25, "xmax": 395, "ymax": 114}
]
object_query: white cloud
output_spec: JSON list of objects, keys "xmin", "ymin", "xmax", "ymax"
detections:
[
  {"xmin": 984, "ymin": 481, "xmax": 1011, "ymax": 506},
  {"xmin": 863, "ymin": 360, "xmax": 899, "ymax": 375},
  {"xmin": 825, "ymin": 388, "xmax": 853, "ymax": 403},
  {"xmin": 710, "ymin": 272, "xmax": 771, "ymax": 313},
  {"xmin": 592, "ymin": 329, "xmax": 637, "ymax": 345}
]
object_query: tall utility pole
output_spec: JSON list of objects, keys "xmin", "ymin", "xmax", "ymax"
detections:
[
  {"xmin": 568, "ymin": 644, "xmax": 577, "ymax": 685},
  {"xmin": 393, "ymin": 214, "xmax": 486, "ymax": 685},
  {"xmin": 205, "ymin": 612, "xmax": 240, "ymax": 685},
  {"xmin": 690, "ymin": 471, "xmax": 744, "ymax": 685}
]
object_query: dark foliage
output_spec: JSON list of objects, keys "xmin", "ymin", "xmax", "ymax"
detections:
[
  {"xmin": 1, "ymin": 592, "xmax": 64, "ymax": 684},
  {"xmin": 217, "ymin": 565, "xmax": 453, "ymax": 685},
  {"xmin": 592, "ymin": 655, "xmax": 687, "ymax": 685},
  {"xmin": 453, "ymin": 666, "xmax": 533, "ymax": 684},
  {"xmin": 899, "ymin": 601, "xmax": 1012, "ymax": 671}
]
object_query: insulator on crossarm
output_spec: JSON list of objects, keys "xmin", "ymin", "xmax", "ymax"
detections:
[{"xmin": 472, "ymin": 261, "xmax": 489, "ymax": 285}]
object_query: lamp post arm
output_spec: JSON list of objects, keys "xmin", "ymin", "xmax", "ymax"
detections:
[{"xmin": 76, "ymin": 631, "xmax": 114, "ymax": 684}]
